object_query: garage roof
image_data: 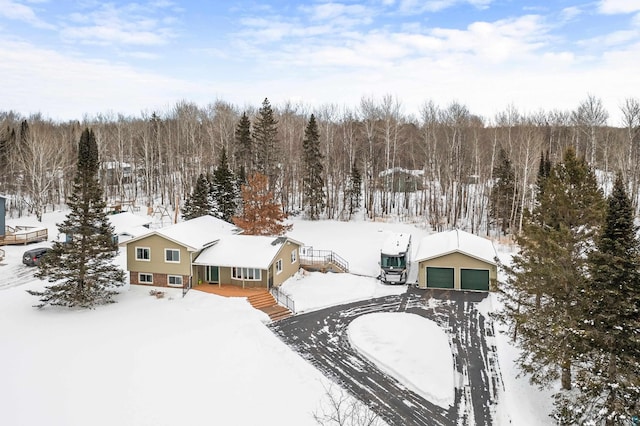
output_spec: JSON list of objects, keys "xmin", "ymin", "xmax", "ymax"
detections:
[{"xmin": 415, "ymin": 229, "xmax": 497, "ymax": 265}]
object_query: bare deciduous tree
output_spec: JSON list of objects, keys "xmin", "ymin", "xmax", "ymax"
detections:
[{"xmin": 313, "ymin": 384, "xmax": 384, "ymax": 426}]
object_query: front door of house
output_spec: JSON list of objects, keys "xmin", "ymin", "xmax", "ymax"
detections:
[{"xmin": 206, "ymin": 266, "xmax": 219, "ymax": 283}]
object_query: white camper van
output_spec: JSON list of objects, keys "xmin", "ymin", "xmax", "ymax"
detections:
[{"xmin": 379, "ymin": 233, "xmax": 411, "ymax": 284}]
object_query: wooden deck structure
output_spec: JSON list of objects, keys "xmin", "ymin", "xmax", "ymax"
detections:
[
  {"xmin": 193, "ymin": 283, "xmax": 267, "ymax": 298},
  {"xmin": 299, "ymin": 247, "xmax": 349, "ymax": 273},
  {"xmin": 0, "ymin": 226, "xmax": 48, "ymax": 246}
]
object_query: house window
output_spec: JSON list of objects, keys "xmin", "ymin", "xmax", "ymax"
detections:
[
  {"xmin": 136, "ymin": 247, "xmax": 150, "ymax": 261},
  {"xmin": 291, "ymin": 249, "xmax": 297, "ymax": 264},
  {"xmin": 139, "ymin": 273, "xmax": 153, "ymax": 284},
  {"xmin": 165, "ymin": 249, "xmax": 180, "ymax": 263},
  {"xmin": 275, "ymin": 259, "xmax": 283, "ymax": 274},
  {"xmin": 168, "ymin": 275, "xmax": 183, "ymax": 287},
  {"xmin": 232, "ymin": 267, "xmax": 262, "ymax": 281}
]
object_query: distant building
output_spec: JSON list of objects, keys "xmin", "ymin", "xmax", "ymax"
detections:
[
  {"xmin": 101, "ymin": 161, "xmax": 133, "ymax": 185},
  {"xmin": 378, "ymin": 168, "xmax": 424, "ymax": 192}
]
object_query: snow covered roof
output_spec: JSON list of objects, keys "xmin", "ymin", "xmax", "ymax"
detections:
[
  {"xmin": 119, "ymin": 225, "xmax": 152, "ymax": 239},
  {"xmin": 120, "ymin": 215, "xmax": 242, "ymax": 251},
  {"xmin": 415, "ymin": 229, "xmax": 497, "ymax": 265},
  {"xmin": 381, "ymin": 232, "xmax": 411, "ymax": 256},
  {"xmin": 378, "ymin": 167, "xmax": 425, "ymax": 178},
  {"xmin": 107, "ymin": 212, "xmax": 152, "ymax": 235},
  {"xmin": 193, "ymin": 235, "xmax": 302, "ymax": 269}
]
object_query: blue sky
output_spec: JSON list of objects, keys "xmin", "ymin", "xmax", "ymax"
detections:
[{"xmin": 1, "ymin": 0, "xmax": 639, "ymax": 123}]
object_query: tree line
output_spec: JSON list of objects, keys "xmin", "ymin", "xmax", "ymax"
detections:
[{"xmin": 1, "ymin": 95, "xmax": 639, "ymax": 236}]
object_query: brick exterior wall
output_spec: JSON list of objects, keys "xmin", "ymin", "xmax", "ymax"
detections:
[{"xmin": 130, "ymin": 271, "xmax": 188, "ymax": 288}]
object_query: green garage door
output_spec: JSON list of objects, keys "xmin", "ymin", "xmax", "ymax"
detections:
[
  {"xmin": 426, "ymin": 267, "xmax": 454, "ymax": 289},
  {"xmin": 461, "ymin": 269, "xmax": 490, "ymax": 291}
]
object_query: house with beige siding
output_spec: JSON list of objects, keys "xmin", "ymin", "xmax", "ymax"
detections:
[
  {"xmin": 192, "ymin": 235, "xmax": 303, "ymax": 289},
  {"xmin": 121, "ymin": 215, "xmax": 302, "ymax": 290},
  {"xmin": 415, "ymin": 229, "xmax": 497, "ymax": 292}
]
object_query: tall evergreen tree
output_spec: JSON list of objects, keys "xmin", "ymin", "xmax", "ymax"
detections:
[
  {"xmin": 253, "ymin": 98, "xmax": 279, "ymax": 189},
  {"xmin": 345, "ymin": 160, "xmax": 362, "ymax": 219},
  {"xmin": 234, "ymin": 112, "xmax": 252, "ymax": 178},
  {"xmin": 211, "ymin": 147, "xmax": 238, "ymax": 223},
  {"xmin": 302, "ymin": 114, "xmax": 325, "ymax": 220},
  {"xmin": 232, "ymin": 172, "xmax": 291, "ymax": 236},
  {"xmin": 499, "ymin": 147, "xmax": 605, "ymax": 392},
  {"xmin": 182, "ymin": 173, "xmax": 213, "ymax": 220},
  {"xmin": 555, "ymin": 174, "xmax": 640, "ymax": 424},
  {"xmin": 536, "ymin": 150, "xmax": 552, "ymax": 190},
  {"xmin": 28, "ymin": 128, "xmax": 124, "ymax": 308},
  {"xmin": 490, "ymin": 147, "xmax": 518, "ymax": 235}
]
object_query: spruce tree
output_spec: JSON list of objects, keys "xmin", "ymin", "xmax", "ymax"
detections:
[
  {"xmin": 302, "ymin": 114, "xmax": 325, "ymax": 220},
  {"xmin": 232, "ymin": 172, "xmax": 292, "ymax": 236},
  {"xmin": 490, "ymin": 147, "xmax": 518, "ymax": 235},
  {"xmin": 211, "ymin": 147, "xmax": 238, "ymax": 223},
  {"xmin": 554, "ymin": 174, "xmax": 640, "ymax": 424},
  {"xmin": 28, "ymin": 128, "xmax": 124, "ymax": 308},
  {"xmin": 253, "ymin": 98, "xmax": 279, "ymax": 189},
  {"xmin": 499, "ymin": 147, "xmax": 605, "ymax": 392},
  {"xmin": 234, "ymin": 112, "xmax": 252, "ymax": 176},
  {"xmin": 346, "ymin": 160, "xmax": 362, "ymax": 219},
  {"xmin": 536, "ymin": 150, "xmax": 552, "ymax": 194},
  {"xmin": 182, "ymin": 173, "xmax": 213, "ymax": 220}
]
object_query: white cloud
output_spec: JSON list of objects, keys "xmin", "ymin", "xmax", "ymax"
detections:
[
  {"xmin": 399, "ymin": 0, "xmax": 493, "ymax": 13},
  {"xmin": 598, "ymin": 0, "xmax": 640, "ymax": 14},
  {"xmin": 60, "ymin": 2, "xmax": 177, "ymax": 46},
  {"xmin": 578, "ymin": 29, "xmax": 640, "ymax": 48},
  {"xmin": 0, "ymin": 40, "xmax": 204, "ymax": 120},
  {"xmin": 560, "ymin": 6, "xmax": 582, "ymax": 21},
  {"xmin": 304, "ymin": 2, "xmax": 372, "ymax": 23},
  {"xmin": 0, "ymin": 0, "xmax": 55, "ymax": 29}
]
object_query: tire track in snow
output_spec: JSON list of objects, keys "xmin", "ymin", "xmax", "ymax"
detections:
[{"xmin": 270, "ymin": 288, "xmax": 503, "ymax": 426}]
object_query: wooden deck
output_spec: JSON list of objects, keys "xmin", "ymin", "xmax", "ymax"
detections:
[
  {"xmin": 0, "ymin": 226, "xmax": 48, "ymax": 246},
  {"xmin": 193, "ymin": 283, "xmax": 268, "ymax": 298}
]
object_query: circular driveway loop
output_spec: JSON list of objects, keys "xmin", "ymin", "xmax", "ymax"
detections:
[{"xmin": 269, "ymin": 287, "xmax": 503, "ymax": 426}]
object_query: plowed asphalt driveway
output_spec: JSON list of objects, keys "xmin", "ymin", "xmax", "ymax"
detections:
[{"xmin": 269, "ymin": 287, "xmax": 503, "ymax": 426}]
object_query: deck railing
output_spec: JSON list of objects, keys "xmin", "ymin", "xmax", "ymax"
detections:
[
  {"xmin": 299, "ymin": 246, "xmax": 349, "ymax": 273},
  {"xmin": 0, "ymin": 226, "xmax": 48, "ymax": 246},
  {"xmin": 271, "ymin": 287, "xmax": 296, "ymax": 313}
]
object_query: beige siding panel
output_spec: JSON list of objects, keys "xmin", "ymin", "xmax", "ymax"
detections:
[
  {"xmin": 127, "ymin": 234, "xmax": 192, "ymax": 276},
  {"xmin": 219, "ymin": 267, "xmax": 231, "ymax": 284},
  {"xmin": 417, "ymin": 251, "xmax": 497, "ymax": 290},
  {"xmin": 272, "ymin": 242, "xmax": 301, "ymax": 288}
]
